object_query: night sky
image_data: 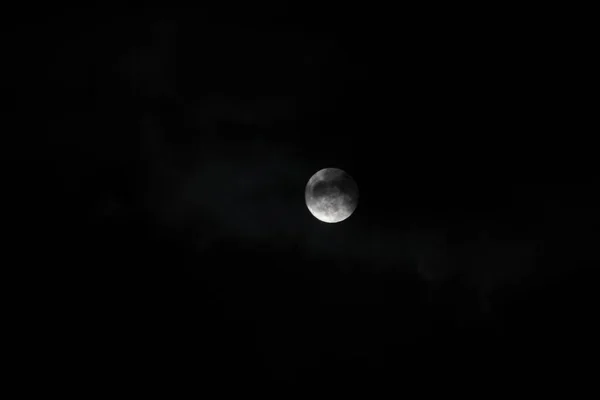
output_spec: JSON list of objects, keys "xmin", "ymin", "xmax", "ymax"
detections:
[{"xmin": 7, "ymin": 4, "xmax": 598, "ymax": 393}]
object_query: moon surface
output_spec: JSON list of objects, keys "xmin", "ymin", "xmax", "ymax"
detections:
[{"xmin": 305, "ymin": 168, "xmax": 359, "ymax": 223}]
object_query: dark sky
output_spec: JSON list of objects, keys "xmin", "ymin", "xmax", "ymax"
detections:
[{"xmin": 7, "ymin": 4, "xmax": 598, "ymax": 393}]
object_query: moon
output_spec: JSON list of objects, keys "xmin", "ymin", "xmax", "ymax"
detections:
[{"xmin": 305, "ymin": 168, "xmax": 359, "ymax": 223}]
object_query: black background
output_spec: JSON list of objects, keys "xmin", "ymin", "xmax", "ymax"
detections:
[{"xmin": 5, "ymin": 3, "xmax": 598, "ymax": 393}]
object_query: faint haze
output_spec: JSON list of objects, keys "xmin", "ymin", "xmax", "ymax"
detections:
[
  {"xmin": 30, "ymin": 11, "xmax": 599, "ymax": 312},
  {"xmin": 135, "ymin": 106, "xmax": 546, "ymax": 311}
]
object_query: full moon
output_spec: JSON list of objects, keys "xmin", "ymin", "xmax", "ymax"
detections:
[{"xmin": 305, "ymin": 168, "xmax": 359, "ymax": 223}]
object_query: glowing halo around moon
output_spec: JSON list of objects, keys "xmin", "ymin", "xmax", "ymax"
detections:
[{"xmin": 304, "ymin": 168, "xmax": 359, "ymax": 223}]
